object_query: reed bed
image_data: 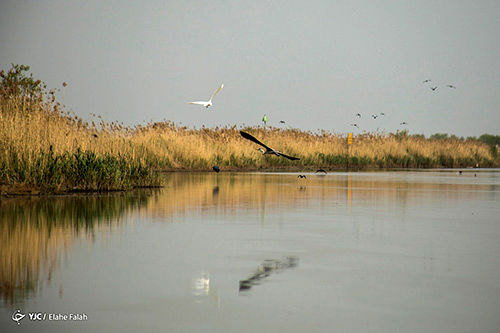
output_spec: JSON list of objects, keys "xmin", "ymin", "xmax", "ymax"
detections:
[
  {"xmin": 0, "ymin": 91, "xmax": 158, "ymax": 193},
  {"xmin": 133, "ymin": 125, "xmax": 497, "ymax": 170},
  {"xmin": 0, "ymin": 66, "xmax": 497, "ymax": 194}
]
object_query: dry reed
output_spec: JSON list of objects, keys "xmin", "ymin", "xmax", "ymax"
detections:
[{"xmin": 0, "ymin": 71, "xmax": 497, "ymax": 194}]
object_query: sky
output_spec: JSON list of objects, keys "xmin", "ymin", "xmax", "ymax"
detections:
[{"xmin": 1, "ymin": 0, "xmax": 499, "ymax": 137}]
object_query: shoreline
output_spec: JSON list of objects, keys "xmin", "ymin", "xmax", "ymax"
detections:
[
  {"xmin": 1, "ymin": 65, "xmax": 498, "ymax": 198},
  {"xmin": 1, "ymin": 167, "xmax": 495, "ymax": 197}
]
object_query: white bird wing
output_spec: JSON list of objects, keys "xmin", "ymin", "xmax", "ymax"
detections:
[
  {"xmin": 209, "ymin": 84, "xmax": 224, "ymax": 101},
  {"xmin": 188, "ymin": 101, "xmax": 208, "ymax": 105}
]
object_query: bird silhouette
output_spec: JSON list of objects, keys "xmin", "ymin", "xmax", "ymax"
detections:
[
  {"xmin": 351, "ymin": 124, "xmax": 359, "ymax": 128},
  {"xmin": 423, "ymin": 79, "xmax": 431, "ymax": 83},
  {"xmin": 400, "ymin": 122, "xmax": 408, "ymax": 125},
  {"xmin": 430, "ymin": 86, "xmax": 438, "ymax": 91},
  {"xmin": 279, "ymin": 120, "xmax": 286, "ymax": 124},
  {"xmin": 371, "ymin": 114, "xmax": 378, "ymax": 119},
  {"xmin": 315, "ymin": 169, "xmax": 327, "ymax": 174},
  {"xmin": 380, "ymin": 112, "xmax": 385, "ymax": 116},
  {"xmin": 212, "ymin": 166, "xmax": 220, "ymax": 173},
  {"xmin": 297, "ymin": 175, "xmax": 307, "ymax": 179},
  {"xmin": 356, "ymin": 113, "xmax": 361, "ymax": 118},
  {"xmin": 240, "ymin": 131, "xmax": 300, "ymax": 160},
  {"xmin": 447, "ymin": 84, "xmax": 456, "ymax": 89}
]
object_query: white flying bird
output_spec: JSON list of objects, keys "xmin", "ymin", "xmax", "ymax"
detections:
[{"xmin": 188, "ymin": 84, "xmax": 224, "ymax": 109}]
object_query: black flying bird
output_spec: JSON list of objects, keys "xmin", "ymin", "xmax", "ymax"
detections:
[{"xmin": 240, "ymin": 131, "xmax": 300, "ymax": 160}]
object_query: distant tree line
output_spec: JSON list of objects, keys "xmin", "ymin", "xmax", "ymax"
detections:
[
  {"xmin": 427, "ymin": 133, "xmax": 500, "ymax": 144},
  {"xmin": 425, "ymin": 133, "xmax": 499, "ymax": 157},
  {"xmin": 392, "ymin": 131, "xmax": 499, "ymax": 157}
]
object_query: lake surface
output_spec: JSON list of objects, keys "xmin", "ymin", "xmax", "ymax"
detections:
[{"xmin": 1, "ymin": 171, "xmax": 499, "ymax": 332}]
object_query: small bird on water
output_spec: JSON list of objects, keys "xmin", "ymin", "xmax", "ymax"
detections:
[{"xmin": 212, "ymin": 166, "xmax": 220, "ymax": 173}]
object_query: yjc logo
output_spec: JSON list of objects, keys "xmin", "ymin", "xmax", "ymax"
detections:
[{"xmin": 11, "ymin": 309, "xmax": 26, "ymax": 325}]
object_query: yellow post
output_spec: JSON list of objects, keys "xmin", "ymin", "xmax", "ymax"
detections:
[{"xmin": 346, "ymin": 132, "xmax": 353, "ymax": 171}]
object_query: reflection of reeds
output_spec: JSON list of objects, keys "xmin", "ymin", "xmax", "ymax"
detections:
[
  {"xmin": 0, "ymin": 219, "xmax": 72, "ymax": 305},
  {"xmin": 0, "ymin": 192, "xmax": 153, "ymax": 306},
  {"xmin": 145, "ymin": 172, "xmax": 492, "ymax": 218},
  {"xmin": 1, "ymin": 173, "xmax": 493, "ymax": 305}
]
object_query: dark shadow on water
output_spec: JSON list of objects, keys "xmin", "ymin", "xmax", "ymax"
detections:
[
  {"xmin": 212, "ymin": 186, "xmax": 220, "ymax": 197},
  {"xmin": 239, "ymin": 256, "xmax": 299, "ymax": 292}
]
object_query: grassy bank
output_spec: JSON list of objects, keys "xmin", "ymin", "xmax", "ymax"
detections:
[
  {"xmin": 0, "ymin": 65, "xmax": 498, "ymax": 194},
  {"xmin": 0, "ymin": 65, "xmax": 158, "ymax": 194}
]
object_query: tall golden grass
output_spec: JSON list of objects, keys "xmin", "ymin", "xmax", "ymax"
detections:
[
  {"xmin": 0, "ymin": 90, "xmax": 158, "ymax": 192},
  {"xmin": 133, "ymin": 124, "xmax": 497, "ymax": 170},
  {"xmin": 0, "ymin": 69, "xmax": 497, "ymax": 194}
]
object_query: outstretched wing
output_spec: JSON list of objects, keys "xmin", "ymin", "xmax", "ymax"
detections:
[
  {"xmin": 188, "ymin": 101, "xmax": 208, "ymax": 105},
  {"xmin": 210, "ymin": 84, "xmax": 224, "ymax": 101},
  {"xmin": 276, "ymin": 151, "xmax": 300, "ymax": 161},
  {"xmin": 240, "ymin": 131, "xmax": 271, "ymax": 150}
]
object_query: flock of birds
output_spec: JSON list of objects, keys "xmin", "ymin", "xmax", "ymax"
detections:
[
  {"xmin": 350, "ymin": 112, "xmax": 408, "ymax": 128},
  {"xmin": 423, "ymin": 79, "xmax": 456, "ymax": 91},
  {"xmin": 351, "ymin": 111, "xmax": 402, "ymax": 128},
  {"xmin": 189, "ymin": 79, "xmax": 457, "ymax": 173},
  {"xmin": 350, "ymin": 79, "xmax": 456, "ymax": 130}
]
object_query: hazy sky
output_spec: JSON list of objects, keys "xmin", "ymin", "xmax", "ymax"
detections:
[{"xmin": 1, "ymin": 0, "xmax": 499, "ymax": 136}]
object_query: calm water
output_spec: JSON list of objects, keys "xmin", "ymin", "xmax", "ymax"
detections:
[{"xmin": 1, "ymin": 171, "xmax": 499, "ymax": 332}]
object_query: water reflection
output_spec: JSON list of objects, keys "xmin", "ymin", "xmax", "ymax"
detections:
[
  {"xmin": 239, "ymin": 257, "xmax": 299, "ymax": 292},
  {"xmin": 0, "ymin": 191, "xmax": 153, "ymax": 306},
  {"xmin": 190, "ymin": 271, "xmax": 220, "ymax": 308},
  {"xmin": 212, "ymin": 186, "xmax": 220, "ymax": 197},
  {"xmin": 1, "ymin": 171, "xmax": 498, "ymax": 308},
  {"xmin": 149, "ymin": 172, "xmax": 497, "ymax": 219},
  {"xmin": 191, "ymin": 271, "xmax": 210, "ymax": 296}
]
